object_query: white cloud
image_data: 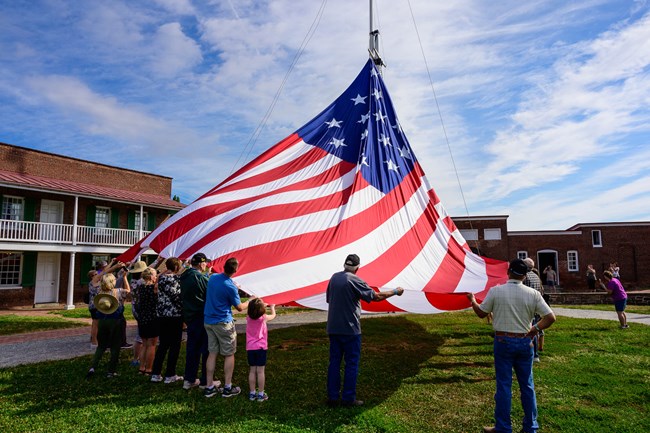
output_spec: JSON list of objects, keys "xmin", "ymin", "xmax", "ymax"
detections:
[{"xmin": 149, "ymin": 22, "xmax": 203, "ymax": 77}]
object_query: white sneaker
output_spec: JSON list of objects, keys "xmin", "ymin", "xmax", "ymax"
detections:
[
  {"xmin": 164, "ymin": 375, "xmax": 183, "ymax": 384},
  {"xmin": 150, "ymin": 374, "xmax": 163, "ymax": 383},
  {"xmin": 533, "ymin": 356, "xmax": 540, "ymax": 363},
  {"xmin": 183, "ymin": 379, "xmax": 200, "ymax": 390},
  {"xmin": 199, "ymin": 379, "xmax": 221, "ymax": 389}
]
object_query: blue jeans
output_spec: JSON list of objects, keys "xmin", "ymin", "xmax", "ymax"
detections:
[
  {"xmin": 184, "ymin": 316, "xmax": 209, "ymax": 385},
  {"xmin": 494, "ymin": 336, "xmax": 539, "ymax": 433},
  {"xmin": 327, "ymin": 334, "xmax": 362, "ymax": 402}
]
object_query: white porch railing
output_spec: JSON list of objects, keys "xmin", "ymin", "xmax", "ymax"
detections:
[{"xmin": 0, "ymin": 219, "xmax": 150, "ymax": 247}]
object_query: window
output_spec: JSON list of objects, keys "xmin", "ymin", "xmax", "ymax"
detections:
[
  {"xmin": 567, "ymin": 251, "xmax": 579, "ymax": 272},
  {"xmin": 95, "ymin": 207, "xmax": 110, "ymax": 228},
  {"xmin": 517, "ymin": 251, "xmax": 528, "ymax": 260},
  {"xmin": 92, "ymin": 255, "xmax": 110, "ymax": 270},
  {"xmin": 1, "ymin": 196, "xmax": 24, "ymax": 220},
  {"xmin": 484, "ymin": 228, "xmax": 501, "ymax": 240},
  {"xmin": 460, "ymin": 229, "xmax": 478, "ymax": 241},
  {"xmin": 592, "ymin": 230, "xmax": 602, "ymax": 247},
  {"xmin": 0, "ymin": 252, "xmax": 22, "ymax": 287},
  {"xmin": 134, "ymin": 211, "xmax": 148, "ymax": 231}
]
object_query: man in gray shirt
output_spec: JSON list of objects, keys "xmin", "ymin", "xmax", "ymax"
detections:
[{"xmin": 326, "ymin": 254, "xmax": 404, "ymax": 407}]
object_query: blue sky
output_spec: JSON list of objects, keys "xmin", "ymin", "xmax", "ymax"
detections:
[{"xmin": 2, "ymin": 0, "xmax": 649, "ymax": 231}]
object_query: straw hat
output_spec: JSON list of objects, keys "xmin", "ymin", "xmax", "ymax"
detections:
[
  {"xmin": 128, "ymin": 260, "xmax": 148, "ymax": 274},
  {"xmin": 94, "ymin": 293, "xmax": 119, "ymax": 315}
]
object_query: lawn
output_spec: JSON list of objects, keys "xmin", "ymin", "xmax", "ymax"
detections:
[
  {"xmin": 0, "ymin": 314, "xmax": 87, "ymax": 336},
  {"xmin": 556, "ymin": 304, "xmax": 650, "ymax": 315},
  {"xmin": 0, "ymin": 312, "xmax": 648, "ymax": 432}
]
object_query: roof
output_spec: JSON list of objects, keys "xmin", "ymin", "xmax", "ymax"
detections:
[
  {"xmin": 0, "ymin": 169, "xmax": 184, "ymax": 210},
  {"xmin": 567, "ymin": 221, "xmax": 650, "ymax": 230}
]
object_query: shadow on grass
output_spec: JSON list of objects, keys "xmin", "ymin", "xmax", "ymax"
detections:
[{"xmin": 2, "ymin": 316, "xmax": 440, "ymax": 433}]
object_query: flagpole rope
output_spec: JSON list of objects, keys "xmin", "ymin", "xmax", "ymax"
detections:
[
  {"xmin": 405, "ymin": 0, "xmax": 481, "ymax": 254},
  {"xmin": 228, "ymin": 0, "xmax": 329, "ymax": 177}
]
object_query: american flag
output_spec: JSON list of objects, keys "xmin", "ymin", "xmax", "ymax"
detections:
[{"xmin": 120, "ymin": 59, "xmax": 506, "ymax": 312}]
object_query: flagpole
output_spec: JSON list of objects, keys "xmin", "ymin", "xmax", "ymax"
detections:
[{"xmin": 369, "ymin": 0, "xmax": 385, "ymax": 70}]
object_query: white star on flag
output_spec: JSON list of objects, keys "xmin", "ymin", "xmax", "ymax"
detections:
[
  {"xmin": 358, "ymin": 112, "xmax": 370, "ymax": 123},
  {"xmin": 372, "ymin": 88, "xmax": 382, "ymax": 100},
  {"xmin": 379, "ymin": 134, "xmax": 391, "ymax": 146},
  {"xmin": 325, "ymin": 118, "xmax": 342, "ymax": 128},
  {"xmin": 385, "ymin": 159, "xmax": 399, "ymax": 172},
  {"xmin": 351, "ymin": 94, "xmax": 367, "ymax": 105},
  {"xmin": 329, "ymin": 137, "xmax": 346, "ymax": 148}
]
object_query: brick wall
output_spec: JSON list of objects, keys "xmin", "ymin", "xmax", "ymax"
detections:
[{"xmin": 0, "ymin": 143, "xmax": 172, "ymax": 196}]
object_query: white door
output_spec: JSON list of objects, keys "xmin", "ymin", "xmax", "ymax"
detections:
[
  {"xmin": 40, "ymin": 200, "xmax": 64, "ymax": 241},
  {"xmin": 34, "ymin": 253, "xmax": 61, "ymax": 304}
]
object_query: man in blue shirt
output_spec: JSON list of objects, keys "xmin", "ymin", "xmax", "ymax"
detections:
[
  {"xmin": 203, "ymin": 257, "xmax": 251, "ymax": 398},
  {"xmin": 326, "ymin": 254, "xmax": 404, "ymax": 407}
]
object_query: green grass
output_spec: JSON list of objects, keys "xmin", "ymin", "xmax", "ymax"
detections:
[
  {"xmin": 50, "ymin": 303, "xmax": 135, "ymax": 321},
  {"xmin": 557, "ymin": 304, "xmax": 650, "ymax": 315},
  {"xmin": 0, "ymin": 312, "xmax": 648, "ymax": 432},
  {"xmin": 0, "ymin": 314, "xmax": 87, "ymax": 336}
]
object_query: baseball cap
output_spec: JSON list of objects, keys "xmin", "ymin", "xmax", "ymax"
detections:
[
  {"xmin": 345, "ymin": 254, "xmax": 360, "ymax": 267},
  {"xmin": 190, "ymin": 252, "xmax": 209, "ymax": 266},
  {"xmin": 508, "ymin": 259, "xmax": 528, "ymax": 276}
]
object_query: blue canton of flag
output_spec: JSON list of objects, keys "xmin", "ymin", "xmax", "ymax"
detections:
[{"xmin": 297, "ymin": 60, "xmax": 417, "ymax": 194}]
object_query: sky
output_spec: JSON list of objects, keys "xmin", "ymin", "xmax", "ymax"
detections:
[{"xmin": 1, "ymin": 0, "xmax": 650, "ymax": 231}]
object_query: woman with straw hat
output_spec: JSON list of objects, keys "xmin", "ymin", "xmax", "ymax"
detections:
[{"xmin": 86, "ymin": 272, "xmax": 130, "ymax": 378}]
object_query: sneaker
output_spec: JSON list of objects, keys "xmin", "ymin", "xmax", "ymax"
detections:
[
  {"xmin": 150, "ymin": 375, "xmax": 163, "ymax": 383},
  {"xmin": 121, "ymin": 343, "xmax": 134, "ymax": 349},
  {"xmin": 183, "ymin": 379, "xmax": 200, "ymax": 390},
  {"xmin": 85, "ymin": 368, "xmax": 95, "ymax": 379},
  {"xmin": 106, "ymin": 372, "xmax": 119, "ymax": 378},
  {"xmin": 204, "ymin": 386, "xmax": 218, "ymax": 398},
  {"xmin": 164, "ymin": 375, "xmax": 183, "ymax": 384},
  {"xmin": 621, "ymin": 325, "xmax": 629, "ymax": 329},
  {"xmin": 533, "ymin": 356, "xmax": 540, "ymax": 363},
  {"xmin": 249, "ymin": 392, "xmax": 257, "ymax": 401},
  {"xmin": 257, "ymin": 392, "xmax": 269, "ymax": 402},
  {"xmin": 221, "ymin": 385, "xmax": 241, "ymax": 398},
  {"xmin": 200, "ymin": 380, "xmax": 221, "ymax": 390},
  {"xmin": 341, "ymin": 399, "xmax": 364, "ymax": 407}
]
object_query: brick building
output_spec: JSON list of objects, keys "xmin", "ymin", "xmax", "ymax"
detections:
[
  {"xmin": 0, "ymin": 142, "xmax": 184, "ymax": 308},
  {"xmin": 453, "ymin": 217, "xmax": 650, "ymax": 291}
]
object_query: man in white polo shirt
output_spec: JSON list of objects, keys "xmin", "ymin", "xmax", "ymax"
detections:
[{"xmin": 467, "ymin": 259, "xmax": 556, "ymax": 433}]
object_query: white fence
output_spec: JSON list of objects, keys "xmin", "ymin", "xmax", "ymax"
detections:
[{"xmin": 0, "ymin": 219, "xmax": 149, "ymax": 246}]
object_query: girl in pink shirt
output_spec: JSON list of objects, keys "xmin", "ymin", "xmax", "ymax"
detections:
[{"xmin": 246, "ymin": 298, "xmax": 276, "ymax": 401}]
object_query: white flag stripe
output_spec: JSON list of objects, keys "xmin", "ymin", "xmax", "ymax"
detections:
[
  {"xmin": 153, "ymin": 166, "xmax": 362, "ymax": 258},
  {"xmin": 144, "ymin": 147, "xmax": 343, "ymax": 249},
  {"xmin": 378, "ymin": 290, "xmax": 445, "ymax": 314},
  {"xmin": 454, "ymin": 253, "xmax": 489, "ymax": 293},
  {"xmin": 235, "ymin": 179, "xmax": 433, "ymax": 297},
  {"xmin": 379, "ymin": 208, "xmax": 455, "ymax": 291},
  {"xmin": 219, "ymin": 139, "xmax": 314, "ymax": 189},
  {"xmin": 192, "ymin": 174, "xmax": 391, "ymax": 258}
]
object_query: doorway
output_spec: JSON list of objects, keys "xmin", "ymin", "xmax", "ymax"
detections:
[
  {"xmin": 537, "ymin": 250, "xmax": 559, "ymax": 289},
  {"xmin": 34, "ymin": 252, "xmax": 61, "ymax": 304},
  {"xmin": 39, "ymin": 200, "xmax": 64, "ymax": 241}
]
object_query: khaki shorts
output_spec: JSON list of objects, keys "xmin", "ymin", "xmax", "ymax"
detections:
[{"xmin": 205, "ymin": 321, "xmax": 237, "ymax": 356}]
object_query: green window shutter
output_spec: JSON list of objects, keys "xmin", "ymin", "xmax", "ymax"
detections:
[
  {"xmin": 111, "ymin": 208, "xmax": 119, "ymax": 228},
  {"xmin": 127, "ymin": 210, "xmax": 135, "ymax": 230},
  {"xmin": 79, "ymin": 254, "xmax": 93, "ymax": 284},
  {"xmin": 24, "ymin": 197, "xmax": 36, "ymax": 221},
  {"xmin": 21, "ymin": 252, "xmax": 37, "ymax": 286},
  {"xmin": 148, "ymin": 211, "xmax": 156, "ymax": 231},
  {"xmin": 86, "ymin": 205, "xmax": 96, "ymax": 226}
]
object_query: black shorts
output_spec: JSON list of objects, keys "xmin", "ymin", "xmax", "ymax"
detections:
[
  {"xmin": 247, "ymin": 349, "xmax": 268, "ymax": 366},
  {"xmin": 89, "ymin": 308, "xmax": 99, "ymax": 320},
  {"xmin": 138, "ymin": 321, "xmax": 159, "ymax": 339}
]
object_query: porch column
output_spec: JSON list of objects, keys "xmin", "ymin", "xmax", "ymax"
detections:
[{"xmin": 65, "ymin": 251, "xmax": 76, "ymax": 310}]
